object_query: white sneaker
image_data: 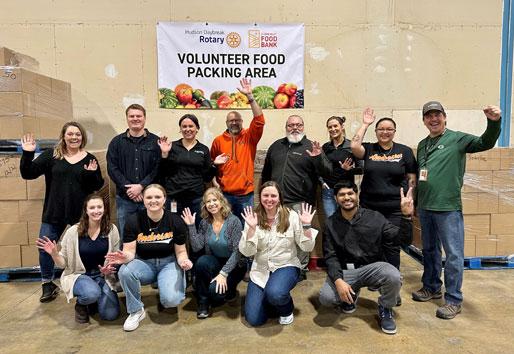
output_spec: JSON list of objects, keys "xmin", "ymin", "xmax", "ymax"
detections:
[
  {"xmin": 279, "ymin": 313, "xmax": 294, "ymax": 325},
  {"xmin": 123, "ymin": 308, "xmax": 146, "ymax": 331}
]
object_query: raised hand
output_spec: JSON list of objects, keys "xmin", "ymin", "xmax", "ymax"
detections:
[
  {"xmin": 21, "ymin": 133, "xmax": 37, "ymax": 152},
  {"xmin": 299, "ymin": 203, "xmax": 316, "ymax": 225},
  {"xmin": 213, "ymin": 153, "xmax": 230, "ymax": 165},
  {"xmin": 105, "ymin": 250, "xmax": 128, "ymax": 265},
  {"xmin": 400, "ymin": 187, "xmax": 414, "ymax": 216},
  {"xmin": 483, "ymin": 105, "xmax": 501, "ymax": 121},
  {"xmin": 339, "ymin": 158, "xmax": 354, "ymax": 171},
  {"xmin": 362, "ymin": 107, "xmax": 376, "ymax": 126},
  {"xmin": 181, "ymin": 207, "xmax": 196, "ymax": 226},
  {"xmin": 211, "ymin": 274, "xmax": 227, "ymax": 294},
  {"xmin": 237, "ymin": 78, "xmax": 253, "ymax": 97},
  {"xmin": 306, "ymin": 141, "xmax": 322, "ymax": 157},
  {"xmin": 98, "ymin": 263, "xmax": 117, "ymax": 276},
  {"xmin": 35, "ymin": 236, "xmax": 58, "ymax": 256},
  {"xmin": 84, "ymin": 159, "xmax": 98, "ymax": 171},
  {"xmin": 158, "ymin": 136, "xmax": 172, "ymax": 156},
  {"xmin": 179, "ymin": 258, "xmax": 193, "ymax": 271},
  {"xmin": 242, "ymin": 206, "xmax": 258, "ymax": 229}
]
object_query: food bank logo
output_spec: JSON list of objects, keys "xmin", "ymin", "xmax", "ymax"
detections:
[
  {"xmin": 249, "ymin": 30, "xmax": 260, "ymax": 48},
  {"xmin": 226, "ymin": 32, "xmax": 241, "ymax": 48}
]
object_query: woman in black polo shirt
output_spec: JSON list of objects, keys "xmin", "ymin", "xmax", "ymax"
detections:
[{"xmin": 106, "ymin": 184, "xmax": 193, "ymax": 332}]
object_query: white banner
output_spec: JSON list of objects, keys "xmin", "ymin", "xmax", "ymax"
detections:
[{"xmin": 157, "ymin": 22, "xmax": 304, "ymax": 110}]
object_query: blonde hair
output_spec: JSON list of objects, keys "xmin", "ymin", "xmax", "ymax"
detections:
[
  {"xmin": 143, "ymin": 184, "xmax": 167, "ymax": 197},
  {"xmin": 201, "ymin": 187, "xmax": 232, "ymax": 222},
  {"xmin": 255, "ymin": 181, "xmax": 290, "ymax": 233},
  {"xmin": 53, "ymin": 121, "xmax": 87, "ymax": 159}
]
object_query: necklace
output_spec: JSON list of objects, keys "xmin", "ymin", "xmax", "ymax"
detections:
[
  {"xmin": 378, "ymin": 142, "xmax": 394, "ymax": 156},
  {"xmin": 147, "ymin": 214, "xmax": 163, "ymax": 233}
]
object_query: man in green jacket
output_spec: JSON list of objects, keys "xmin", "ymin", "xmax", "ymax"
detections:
[{"xmin": 412, "ymin": 101, "xmax": 501, "ymax": 319}]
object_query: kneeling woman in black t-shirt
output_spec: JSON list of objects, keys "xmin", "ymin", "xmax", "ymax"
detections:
[{"xmin": 106, "ymin": 184, "xmax": 193, "ymax": 332}]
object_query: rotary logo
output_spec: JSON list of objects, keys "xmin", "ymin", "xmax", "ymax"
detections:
[{"xmin": 226, "ymin": 32, "xmax": 241, "ymax": 48}]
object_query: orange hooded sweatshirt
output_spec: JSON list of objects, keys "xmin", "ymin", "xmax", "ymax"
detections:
[{"xmin": 210, "ymin": 114, "xmax": 265, "ymax": 195}]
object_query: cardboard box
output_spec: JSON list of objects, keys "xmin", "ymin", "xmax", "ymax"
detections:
[
  {"xmin": 463, "ymin": 171, "xmax": 493, "ymax": 193},
  {"xmin": 475, "ymin": 235, "xmax": 497, "ymax": 256},
  {"xmin": 0, "ymin": 222, "xmax": 28, "ymax": 245},
  {"xmin": 466, "ymin": 149, "xmax": 501, "ymax": 171},
  {"xmin": 464, "ymin": 236, "xmax": 476, "ymax": 257},
  {"xmin": 500, "ymin": 148, "xmax": 514, "ymax": 170},
  {"xmin": 0, "ymin": 176, "xmax": 27, "ymax": 200},
  {"xmin": 0, "ymin": 201, "xmax": 19, "ymax": 222},
  {"xmin": 0, "ymin": 91, "xmax": 36, "ymax": 117},
  {"xmin": 499, "ymin": 192, "xmax": 514, "ymax": 214},
  {"xmin": 463, "ymin": 214, "xmax": 490, "ymax": 238},
  {"xmin": 492, "ymin": 170, "xmax": 514, "ymax": 194},
  {"xmin": 18, "ymin": 200, "xmax": 43, "ymax": 223},
  {"xmin": 27, "ymin": 178, "xmax": 45, "ymax": 200},
  {"xmin": 496, "ymin": 234, "xmax": 514, "ymax": 256},
  {"xmin": 490, "ymin": 213, "xmax": 514, "ymax": 235},
  {"xmin": 38, "ymin": 116, "xmax": 66, "ymax": 138},
  {"xmin": 0, "ymin": 47, "xmax": 19, "ymax": 66},
  {"xmin": 21, "ymin": 244, "xmax": 39, "ymax": 267},
  {"xmin": 35, "ymin": 94, "xmax": 72, "ymax": 120},
  {"xmin": 0, "ymin": 245, "xmax": 21, "ymax": 268},
  {"xmin": 27, "ymin": 222, "xmax": 41, "ymax": 243},
  {"xmin": 0, "ymin": 67, "xmax": 38, "ymax": 94},
  {"xmin": 0, "ymin": 155, "xmax": 21, "ymax": 178}
]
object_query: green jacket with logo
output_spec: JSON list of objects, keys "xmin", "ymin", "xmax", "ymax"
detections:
[{"xmin": 416, "ymin": 119, "xmax": 501, "ymax": 211}]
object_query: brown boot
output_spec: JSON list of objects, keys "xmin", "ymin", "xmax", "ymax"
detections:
[{"xmin": 75, "ymin": 303, "xmax": 90, "ymax": 324}]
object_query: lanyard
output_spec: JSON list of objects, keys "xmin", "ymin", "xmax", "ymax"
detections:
[{"xmin": 420, "ymin": 130, "xmax": 446, "ymax": 168}]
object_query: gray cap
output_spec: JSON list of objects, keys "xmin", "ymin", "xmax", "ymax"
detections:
[{"xmin": 422, "ymin": 101, "xmax": 445, "ymax": 116}]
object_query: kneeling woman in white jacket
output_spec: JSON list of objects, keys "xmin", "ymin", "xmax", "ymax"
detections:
[
  {"xmin": 37, "ymin": 193, "xmax": 120, "ymax": 324},
  {"xmin": 240, "ymin": 181, "xmax": 317, "ymax": 326}
]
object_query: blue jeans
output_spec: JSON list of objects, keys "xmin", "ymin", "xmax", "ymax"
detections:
[
  {"xmin": 194, "ymin": 255, "xmax": 246, "ymax": 306},
  {"xmin": 244, "ymin": 266, "xmax": 300, "ymax": 327},
  {"xmin": 39, "ymin": 222, "xmax": 67, "ymax": 282},
  {"xmin": 118, "ymin": 256, "xmax": 186, "ymax": 314},
  {"xmin": 73, "ymin": 273, "xmax": 120, "ymax": 320},
  {"xmin": 321, "ymin": 186, "xmax": 337, "ymax": 221},
  {"xmin": 223, "ymin": 192, "xmax": 254, "ymax": 227},
  {"xmin": 418, "ymin": 209, "xmax": 464, "ymax": 305},
  {"xmin": 116, "ymin": 195, "xmax": 145, "ymax": 243}
]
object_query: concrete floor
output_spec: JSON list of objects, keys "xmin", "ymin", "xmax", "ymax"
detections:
[{"xmin": 1, "ymin": 254, "xmax": 513, "ymax": 354}]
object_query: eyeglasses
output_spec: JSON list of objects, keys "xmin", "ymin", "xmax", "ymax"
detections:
[
  {"xmin": 287, "ymin": 123, "xmax": 304, "ymax": 129},
  {"xmin": 376, "ymin": 128, "xmax": 396, "ymax": 133},
  {"xmin": 227, "ymin": 119, "xmax": 242, "ymax": 124}
]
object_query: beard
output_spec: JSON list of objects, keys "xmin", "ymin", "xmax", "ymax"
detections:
[{"xmin": 286, "ymin": 132, "xmax": 304, "ymax": 144}]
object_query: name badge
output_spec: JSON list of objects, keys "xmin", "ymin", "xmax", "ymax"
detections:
[
  {"xmin": 346, "ymin": 263, "xmax": 355, "ymax": 270},
  {"xmin": 419, "ymin": 168, "xmax": 428, "ymax": 182},
  {"xmin": 171, "ymin": 200, "xmax": 177, "ymax": 213}
]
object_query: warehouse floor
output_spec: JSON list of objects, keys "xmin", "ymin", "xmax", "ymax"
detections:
[{"xmin": 1, "ymin": 254, "xmax": 513, "ymax": 354}]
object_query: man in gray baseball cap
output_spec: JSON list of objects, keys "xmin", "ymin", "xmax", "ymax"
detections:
[{"xmin": 412, "ymin": 100, "xmax": 501, "ymax": 319}]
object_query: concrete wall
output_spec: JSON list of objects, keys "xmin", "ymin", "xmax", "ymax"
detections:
[{"xmin": 0, "ymin": 0, "xmax": 509, "ymax": 149}]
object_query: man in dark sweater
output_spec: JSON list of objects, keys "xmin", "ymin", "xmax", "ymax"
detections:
[
  {"xmin": 107, "ymin": 104, "xmax": 160, "ymax": 241},
  {"xmin": 261, "ymin": 115, "xmax": 332, "ymax": 275},
  {"xmin": 319, "ymin": 181, "xmax": 413, "ymax": 335}
]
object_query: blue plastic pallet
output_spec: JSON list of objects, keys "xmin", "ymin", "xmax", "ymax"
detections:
[
  {"xmin": 0, "ymin": 267, "xmax": 63, "ymax": 282},
  {"xmin": 405, "ymin": 246, "xmax": 514, "ymax": 270}
]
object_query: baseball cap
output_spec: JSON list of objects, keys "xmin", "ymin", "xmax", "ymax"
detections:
[{"xmin": 422, "ymin": 101, "xmax": 445, "ymax": 116}]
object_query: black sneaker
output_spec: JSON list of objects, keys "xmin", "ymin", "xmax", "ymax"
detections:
[
  {"xmin": 40, "ymin": 282, "xmax": 59, "ymax": 303},
  {"xmin": 87, "ymin": 302, "xmax": 98, "ymax": 316},
  {"xmin": 339, "ymin": 290, "xmax": 359, "ymax": 314},
  {"xmin": 412, "ymin": 287, "xmax": 443, "ymax": 302},
  {"xmin": 378, "ymin": 305, "xmax": 397, "ymax": 334},
  {"xmin": 75, "ymin": 303, "xmax": 89, "ymax": 324},
  {"xmin": 196, "ymin": 303, "xmax": 209, "ymax": 319}
]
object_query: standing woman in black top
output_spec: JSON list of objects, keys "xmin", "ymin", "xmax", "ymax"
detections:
[
  {"xmin": 158, "ymin": 114, "xmax": 226, "ymax": 226},
  {"xmin": 351, "ymin": 108, "xmax": 417, "ymax": 269},
  {"xmin": 20, "ymin": 122, "xmax": 104, "ymax": 303},
  {"xmin": 321, "ymin": 116, "xmax": 361, "ymax": 220}
]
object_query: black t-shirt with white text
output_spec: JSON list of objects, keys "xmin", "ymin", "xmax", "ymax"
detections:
[
  {"xmin": 124, "ymin": 209, "xmax": 187, "ymax": 259},
  {"xmin": 359, "ymin": 142, "xmax": 417, "ymax": 210}
]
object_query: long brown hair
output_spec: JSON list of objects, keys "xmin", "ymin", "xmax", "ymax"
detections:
[
  {"xmin": 255, "ymin": 181, "xmax": 290, "ymax": 233},
  {"xmin": 77, "ymin": 193, "xmax": 112, "ymax": 238},
  {"xmin": 53, "ymin": 121, "xmax": 88, "ymax": 159},
  {"xmin": 200, "ymin": 187, "xmax": 231, "ymax": 222}
]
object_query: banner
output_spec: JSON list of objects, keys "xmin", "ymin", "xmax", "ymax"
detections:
[{"xmin": 157, "ymin": 22, "xmax": 304, "ymax": 110}]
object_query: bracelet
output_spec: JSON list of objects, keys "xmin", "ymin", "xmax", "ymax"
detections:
[{"xmin": 302, "ymin": 224, "xmax": 311, "ymax": 229}]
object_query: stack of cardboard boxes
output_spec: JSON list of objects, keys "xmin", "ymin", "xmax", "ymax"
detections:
[{"xmin": 413, "ymin": 147, "xmax": 514, "ymax": 257}]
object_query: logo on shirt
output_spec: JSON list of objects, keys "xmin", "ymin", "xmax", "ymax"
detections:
[
  {"xmin": 137, "ymin": 231, "xmax": 174, "ymax": 244},
  {"xmin": 438, "ymin": 145, "xmax": 445, "ymax": 149},
  {"xmin": 369, "ymin": 153, "xmax": 403, "ymax": 163},
  {"xmin": 292, "ymin": 152, "xmax": 303, "ymax": 156}
]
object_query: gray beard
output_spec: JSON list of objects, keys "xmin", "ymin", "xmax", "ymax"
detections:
[{"xmin": 286, "ymin": 132, "xmax": 304, "ymax": 144}]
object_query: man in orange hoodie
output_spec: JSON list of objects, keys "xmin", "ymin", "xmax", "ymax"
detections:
[{"xmin": 211, "ymin": 78, "xmax": 265, "ymax": 225}]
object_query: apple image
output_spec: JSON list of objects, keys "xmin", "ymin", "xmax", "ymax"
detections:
[
  {"xmin": 274, "ymin": 93, "xmax": 289, "ymax": 109},
  {"xmin": 284, "ymin": 83, "xmax": 297, "ymax": 97}
]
